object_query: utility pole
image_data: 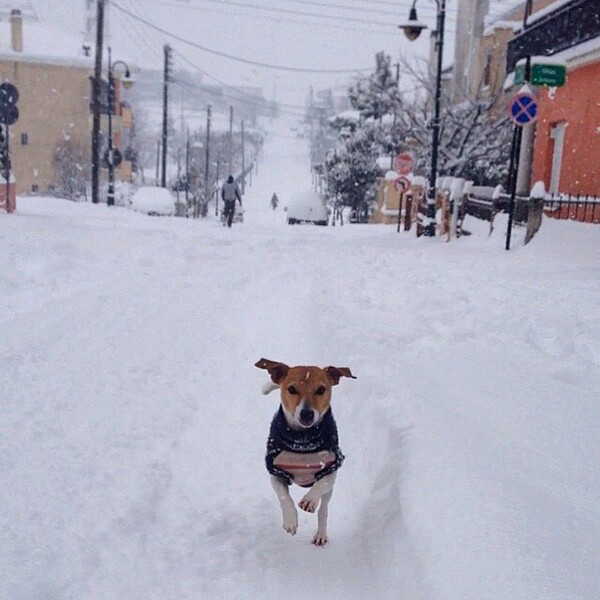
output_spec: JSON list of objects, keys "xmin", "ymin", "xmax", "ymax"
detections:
[
  {"xmin": 91, "ymin": 0, "xmax": 105, "ymax": 204},
  {"xmin": 215, "ymin": 153, "xmax": 220, "ymax": 216},
  {"xmin": 185, "ymin": 127, "xmax": 190, "ymax": 208},
  {"xmin": 106, "ymin": 46, "xmax": 115, "ymax": 206},
  {"xmin": 161, "ymin": 44, "xmax": 172, "ymax": 188},
  {"xmin": 241, "ymin": 119, "xmax": 245, "ymax": 194},
  {"xmin": 228, "ymin": 105, "xmax": 233, "ymax": 175},
  {"xmin": 204, "ymin": 104, "xmax": 211, "ymax": 217},
  {"xmin": 390, "ymin": 61, "xmax": 400, "ymax": 170},
  {"xmin": 155, "ymin": 139, "xmax": 160, "ymax": 185}
]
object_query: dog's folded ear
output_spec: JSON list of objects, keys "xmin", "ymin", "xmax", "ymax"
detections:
[
  {"xmin": 324, "ymin": 366, "xmax": 357, "ymax": 385},
  {"xmin": 255, "ymin": 358, "xmax": 290, "ymax": 384}
]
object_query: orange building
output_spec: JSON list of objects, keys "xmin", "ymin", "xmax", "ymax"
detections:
[
  {"xmin": 531, "ymin": 50, "xmax": 600, "ymax": 195},
  {"xmin": 505, "ymin": 0, "xmax": 600, "ymax": 196}
]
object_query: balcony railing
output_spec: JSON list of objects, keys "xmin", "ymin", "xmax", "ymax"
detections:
[{"xmin": 507, "ymin": 0, "xmax": 600, "ymax": 72}]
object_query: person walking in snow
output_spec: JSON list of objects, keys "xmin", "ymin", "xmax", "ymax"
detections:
[
  {"xmin": 271, "ymin": 193, "xmax": 279, "ymax": 210},
  {"xmin": 221, "ymin": 175, "xmax": 242, "ymax": 228}
]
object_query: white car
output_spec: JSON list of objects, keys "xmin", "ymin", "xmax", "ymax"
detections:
[
  {"xmin": 129, "ymin": 187, "xmax": 176, "ymax": 216},
  {"xmin": 286, "ymin": 191, "xmax": 329, "ymax": 226}
]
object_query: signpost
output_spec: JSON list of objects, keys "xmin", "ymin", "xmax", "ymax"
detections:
[
  {"xmin": 506, "ymin": 88, "xmax": 538, "ymax": 250},
  {"xmin": 394, "ymin": 176, "xmax": 411, "ymax": 233},
  {"xmin": 393, "ymin": 152, "xmax": 414, "ymax": 176}
]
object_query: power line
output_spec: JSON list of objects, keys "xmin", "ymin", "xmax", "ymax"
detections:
[
  {"xmin": 134, "ymin": 0, "xmax": 396, "ymax": 28},
  {"xmin": 120, "ymin": 0, "xmax": 165, "ymax": 63},
  {"xmin": 111, "ymin": 2, "xmax": 373, "ymax": 73},
  {"xmin": 137, "ymin": 0, "xmax": 399, "ymax": 37},
  {"xmin": 165, "ymin": 0, "xmax": 459, "ymax": 16},
  {"xmin": 134, "ymin": 0, "xmax": 456, "ymax": 33},
  {"xmin": 172, "ymin": 50, "xmax": 309, "ymax": 117}
]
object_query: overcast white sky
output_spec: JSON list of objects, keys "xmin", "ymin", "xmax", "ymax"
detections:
[{"xmin": 22, "ymin": 0, "xmax": 522, "ymax": 107}]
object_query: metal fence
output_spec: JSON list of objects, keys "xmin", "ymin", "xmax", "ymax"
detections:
[
  {"xmin": 463, "ymin": 190, "xmax": 600, "ymax": 225},
  {"xmin": 543, "ymin": 194, "xmax": 600, "ymax": 224}
]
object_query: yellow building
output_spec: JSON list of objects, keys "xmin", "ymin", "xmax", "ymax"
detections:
[{"xmin": 0, "ymin": 10, "xmax": 133, "ymax": 196}]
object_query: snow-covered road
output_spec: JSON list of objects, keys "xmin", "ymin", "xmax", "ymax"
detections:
[{"xmin": 2, "ymin": 123, "xmax": 600, "ymax": 599}]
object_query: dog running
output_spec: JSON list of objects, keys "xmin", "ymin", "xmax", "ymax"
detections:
[{"xmin": 255, "ymin": 358, "xmax": 356, "ymax": 546}]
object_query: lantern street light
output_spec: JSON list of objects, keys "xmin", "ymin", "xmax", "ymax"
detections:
[
  {"xmin": 399, "ymin": 0, "xmax": 446, "ymax": 237},
  {"xmin": 106, "ymin": 47, "xmax": 134, "ymax": 206}
]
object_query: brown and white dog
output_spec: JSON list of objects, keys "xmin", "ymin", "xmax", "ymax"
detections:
[{"xmin": 255, "ymin": 358, "xmax": 356, "ymax": 546}]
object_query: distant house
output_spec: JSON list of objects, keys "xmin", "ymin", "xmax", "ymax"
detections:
[{"xmin": 0, "ymin": 9, "xmax": 134, "ymax": 196}]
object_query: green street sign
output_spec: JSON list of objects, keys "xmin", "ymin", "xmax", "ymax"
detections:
[
  {"xmin": 514, "ymin": 63, "xmax": 526, "ymax": 85},
  {"xmin": 514, "ymin": 61, "xmax": 566, "ymax": 87},
  {"xmin": 531, "ymin": 63, "xmax": 566, "ymax": 86}
]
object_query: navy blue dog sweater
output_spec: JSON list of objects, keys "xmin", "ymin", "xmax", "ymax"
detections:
[{"xmin": 266, "ymin": 406, "xmax": 345, "ymax": 485}]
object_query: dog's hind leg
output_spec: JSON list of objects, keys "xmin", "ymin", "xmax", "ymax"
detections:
[
  {"xmin": 312, "ymin": 489, "xmax": 333, "ymax": 546},
  {"xmin": 271, "ymin": 475, "xmax": 298, "ymax": 535}
]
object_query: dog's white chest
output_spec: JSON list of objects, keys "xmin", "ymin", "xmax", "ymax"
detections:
[{"xmin": 272, "ymin": 450, "xmax": 336, "ymax": 487}]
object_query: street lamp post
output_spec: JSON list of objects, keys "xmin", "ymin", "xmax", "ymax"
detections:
[
  {"xmin": 399, "ymin": 0, "xmax": 446, "ymax": 237},
  {"xmin": 106, "ymin": 48, "xmax": 133, "ymax": 206},
  {"xmin": 214, "ymin": 156, "xmax": 221, "ymax": 216}
]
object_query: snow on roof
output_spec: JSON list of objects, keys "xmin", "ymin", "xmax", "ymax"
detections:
[
  {"xmin": 485, "ymin": 0, "xmax": 573, "ymax": 33},
  {"xmin": 328, "ymin": 110, "xmax": 360, "ymax": 123},
  {"xmin": 525, "ymin": 0, "xmax": 574, "ymax": 26},
  {"xmin": 376, "ymin": 157, "xmax": 393, "ymax": 170},
  {"xmin": 0, "ymin": 18, "xmax": 93, "ymax": 68},
  {"xmin": 516, "ymin": 55, "xmax": 567, "ymax": 67},
  {"xmin": 483, "ymin": 20, "xmax": 521, "ymax": 36},
  {"xmin": 549, "ymin": 36, "xmax": 600, "ymax": 69}
]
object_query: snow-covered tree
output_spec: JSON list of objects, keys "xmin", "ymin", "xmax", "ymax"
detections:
[
  {"xmin": 394, "ymin": 58, "xmax": 513, "ymax": 185},
  {"xmin": 348, "ymin": 51, "xmax": 401, "ymax": 122},
  {"xmin": 324, "ymin": 124, "xmax": 380, "ymax": 212},
  {"xmin": 53, "ymin": 139, "xmax": 90, "ymax": 199}
]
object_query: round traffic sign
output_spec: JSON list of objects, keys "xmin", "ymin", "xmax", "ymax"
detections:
[
  {"xmin": 509, "ymin": 92, "xmax": 538, "ymax": 126},
  {"xmin": 0, "ymin": 82, "xmax": 19, "ymax": 106},
  {"xmin": 394, "ymin": 176, "xmax": 410, "ymax": 193},
  {"xmin": 394, "ymin": 152, "xmax": 414, "ymax": 176},
  {"xmin": 0, "ymin": 104, "xmax": 19, "ymax": 125},
  {"xmin": 103, "ymin": 148, "xmax": 123, "ymax": 168}
]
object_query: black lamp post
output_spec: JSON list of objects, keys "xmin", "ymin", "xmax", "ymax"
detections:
[
  {"xmin": 106, "ymin": 47, "xmax": 133, "ymax": 206},
  {"xmin": 399, "ymin": 0, "xmax": 446, "ymax": 237}
]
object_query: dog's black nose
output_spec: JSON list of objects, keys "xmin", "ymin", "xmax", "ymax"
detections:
[{"xmin": 300, "ymin": 408, "xmax": 315, "ymax": 424}]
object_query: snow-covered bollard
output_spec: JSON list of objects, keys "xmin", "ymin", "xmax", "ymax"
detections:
[
  {"xmin": 449, "ymin": 178, "xmax": 466, "ymax": 239},
  {"xmin": 525, "ymin": 181, "xmax": 547, "ymax": 245}
]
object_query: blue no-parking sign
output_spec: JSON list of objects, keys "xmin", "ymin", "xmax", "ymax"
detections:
[{"xmin": 509, "ymin": 92, "xmax": 538, "ymax": 126}]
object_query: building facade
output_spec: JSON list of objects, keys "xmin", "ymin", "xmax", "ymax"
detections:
[
  {"xmin": 0, "ymin": 9, "xmax": 133, "ymax": 196},
  {"xmin": 507, "ymin": 0, "xmax": 600, "ymax": 196},
  {"xmin": 0, "ymin": 11, "xmax": 93, "ymax": 194}
]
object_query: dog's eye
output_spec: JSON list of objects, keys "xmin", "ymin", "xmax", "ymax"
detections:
[
  {"xmin": 315, "ymin": 386, "xmax": 326, "ymax": 396},
  {"xmin": 287, "ymin": 385, "xmax": 299, "ymax": 395}
]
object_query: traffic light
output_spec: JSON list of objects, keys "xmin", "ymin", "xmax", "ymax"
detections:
[
  {"xmin": 0, "ymin": 124, "xmax": 8, "ymax": 176},
  {"xmin": 0, "ymin": 82, "xmax": 19, "ymax": 179}
]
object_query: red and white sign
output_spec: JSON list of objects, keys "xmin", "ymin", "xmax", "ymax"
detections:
[
  {"xmin": 394, "ymin": 152, "xmax": 414, "ymax": 176},
  {"xmin": 394, "ymin": 176, "xmax": 410, "ymax": 193}
]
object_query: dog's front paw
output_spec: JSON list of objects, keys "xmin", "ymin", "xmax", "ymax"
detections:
[
  {"xmin": 298, "ymin": 495, "xmax": 318, "ymax": 513},
  {"xmin": 282, "ymin": 504, "xmax": 298, "ymax": 535},
  {"xmin": 312, "ymin": 531, "xmax": 328, "ymax": 546}
]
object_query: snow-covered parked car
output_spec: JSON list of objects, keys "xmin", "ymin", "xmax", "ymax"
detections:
[
  {"xmin": 129, "ymin": 187, "xmax": 176, "ymax": 216},
  {"xmin": 286, "ymin": 191, "xmax": 329, "ymax": 225}
]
